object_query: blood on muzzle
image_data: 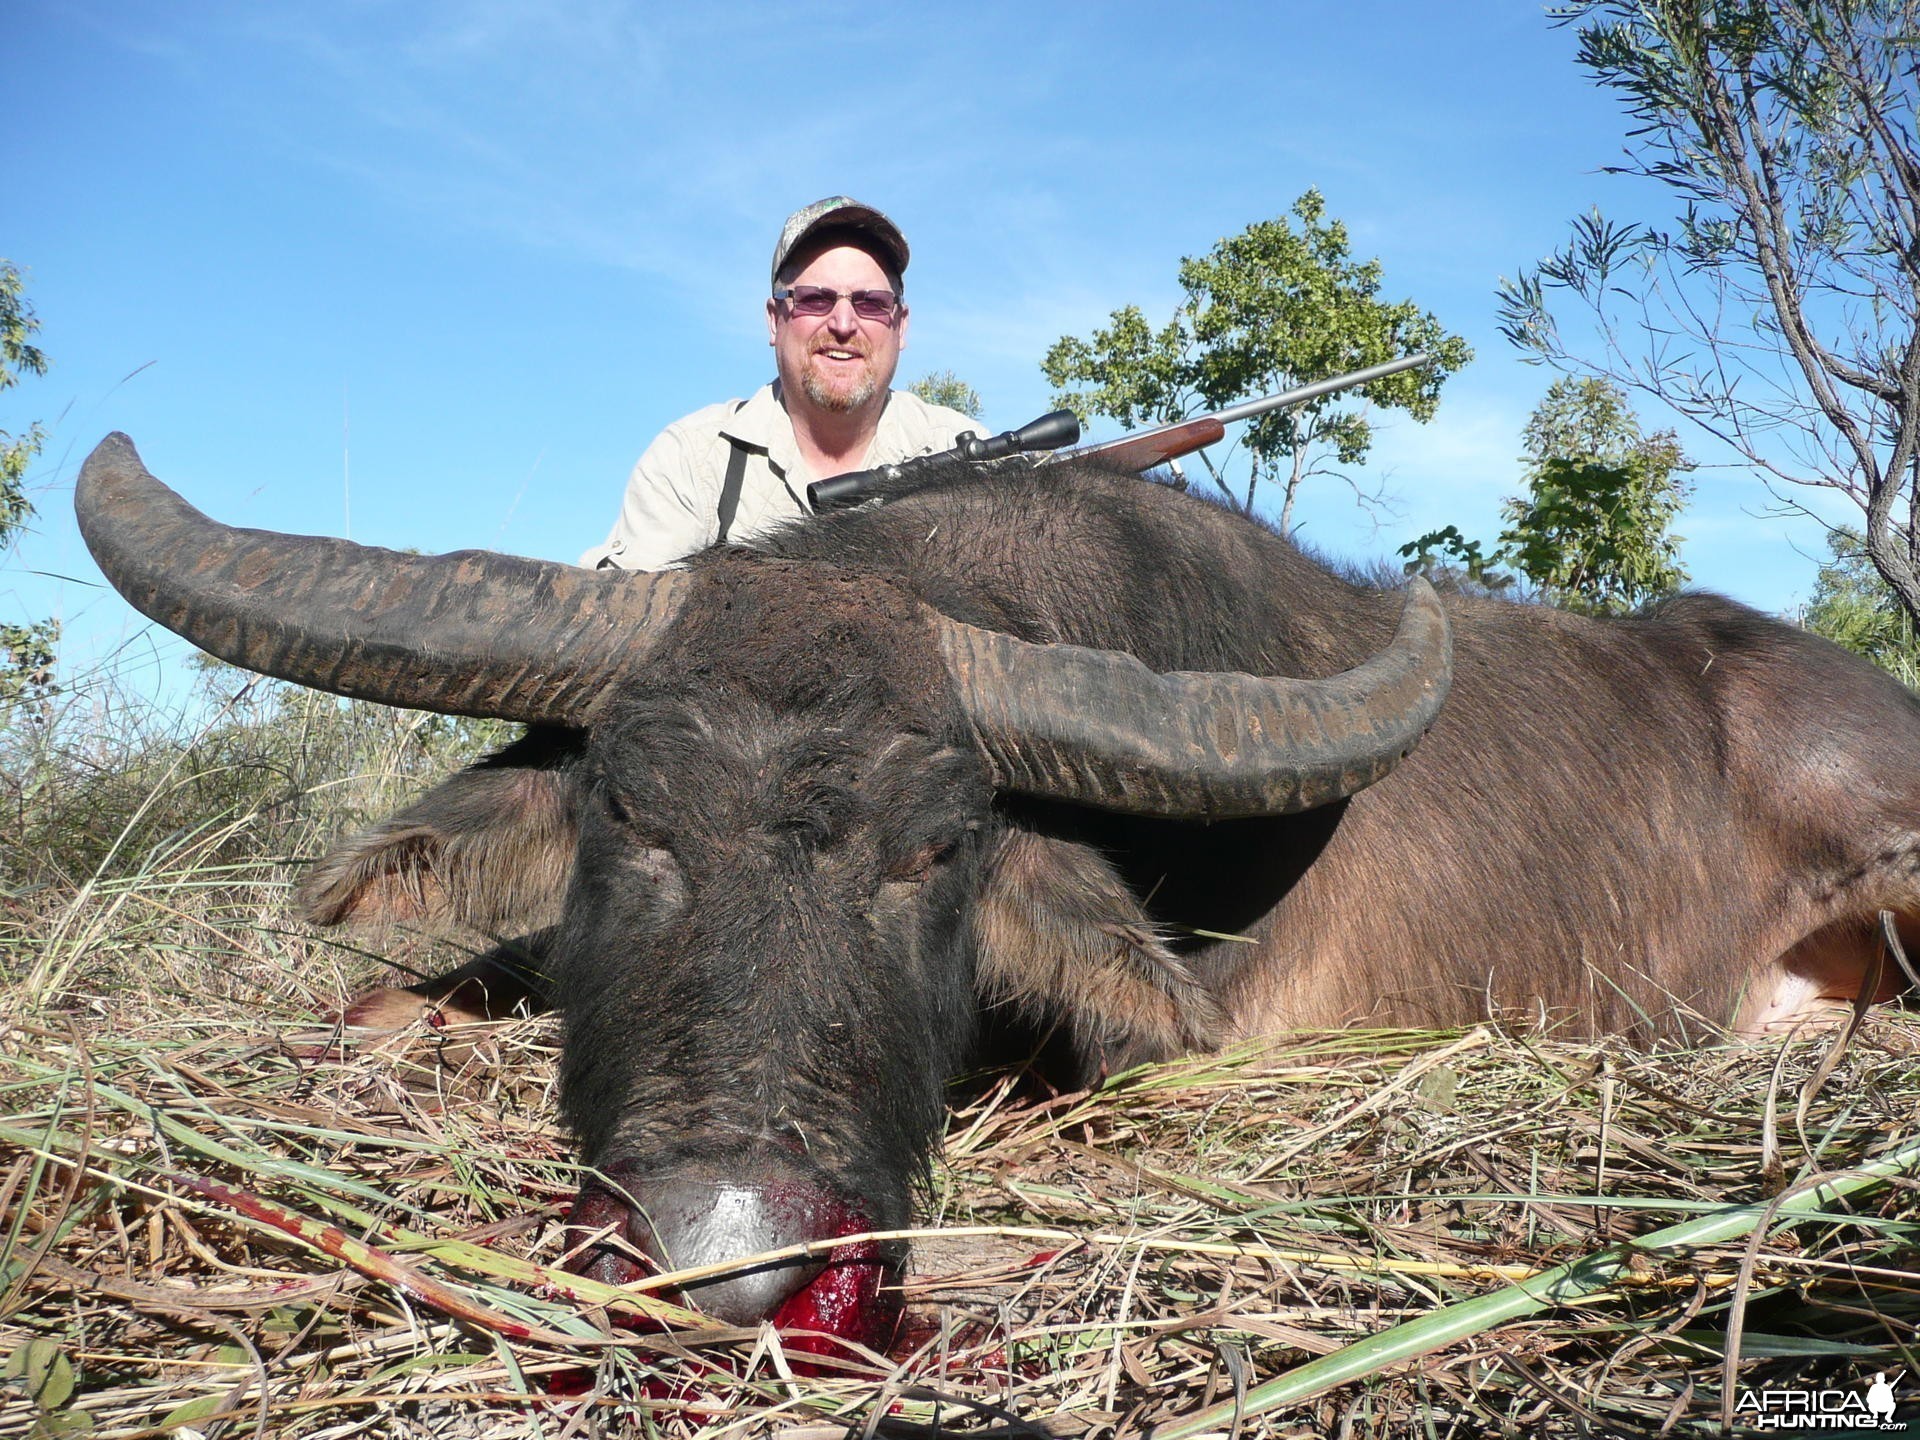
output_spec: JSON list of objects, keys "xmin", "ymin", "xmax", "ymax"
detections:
[{"xmin": 564, "ymin": 1157, "xmax": 903, "ymax": 1339}]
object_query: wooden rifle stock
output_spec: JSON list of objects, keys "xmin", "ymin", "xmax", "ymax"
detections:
[{"xmin": 1072, "ymin": 417, "xmax": 1227, "ymax": 474}]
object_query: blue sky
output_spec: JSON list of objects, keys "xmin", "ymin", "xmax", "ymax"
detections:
[{"xmin": 10, "ymin": 1, "xmax": 1838, "ymax": 695}]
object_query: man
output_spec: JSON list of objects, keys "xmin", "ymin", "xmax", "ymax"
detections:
[{"xmin": 583, "ymin": 198, "xmax": 980, "ymax": 571}]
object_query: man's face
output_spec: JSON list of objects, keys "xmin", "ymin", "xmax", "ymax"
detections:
[{"xmin": 767, "ymin": 243, "xmax": 909, "ymax": 417}]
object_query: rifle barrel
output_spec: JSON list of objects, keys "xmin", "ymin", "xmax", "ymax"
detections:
[{"xmin": 1207, "ymin": 353, "xmax": 1434, "ymax": 428}]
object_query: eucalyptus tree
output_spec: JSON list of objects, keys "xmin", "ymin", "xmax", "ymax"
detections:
[{"xmin": 1501, "ymin": 1, "xmax": 1920, "ymax": 622}]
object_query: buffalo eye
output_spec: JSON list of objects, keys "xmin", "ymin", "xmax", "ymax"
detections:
[
  {"xmin": 886, "ymin": 840, "xmax": 954, "ymax": 885},
  {"xmin": 776, "ymin": 813, "xmax": 835, "ymax": 850},
  {"xmin": 602, "ymin": 786, "xmax": 654, "ymax": 836}
]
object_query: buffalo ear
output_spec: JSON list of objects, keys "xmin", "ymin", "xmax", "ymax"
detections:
[
  {"xmin": 298, "ymin": 759, "xmax": 577, "ymax": 936},
  {"xmin": 974, "ymin": 827, "xmax": 1226, "ymax": 1073}
]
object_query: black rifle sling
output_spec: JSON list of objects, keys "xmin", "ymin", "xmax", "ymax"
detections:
[{"xmin": 715, "ymin": 436, "xmax": 751, "ymax": 544}]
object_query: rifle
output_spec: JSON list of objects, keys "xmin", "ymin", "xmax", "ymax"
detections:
[
  {"xmin": 805, "ymin": 352, "xmax": 1434, "ymax": 511},
  {"xmin": 1051, "ymin": 352, "xmax": 1434, "ymax": 474}
]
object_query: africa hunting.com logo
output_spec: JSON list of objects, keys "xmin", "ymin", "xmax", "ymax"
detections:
[{"xmin": 1733, "ymin": 1371, "xmax": 1908, "ymax": 1432}]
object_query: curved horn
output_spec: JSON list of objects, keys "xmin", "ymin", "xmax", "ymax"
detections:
[
  {"xmin": 937, "ymin": 577, "xmax": 1451, "ymax": 820},
  {"xmin": 75, "ymin": 433, "xmax": 686, "ymax": 725}
]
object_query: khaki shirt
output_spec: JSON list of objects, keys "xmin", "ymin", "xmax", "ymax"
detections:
[{"xmin": 582, "ymin": 381, "xmax": 979, "ymax": 571}]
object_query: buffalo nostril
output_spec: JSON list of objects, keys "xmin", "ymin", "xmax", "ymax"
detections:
[{"xmin": 564, "ymin": 1181, "xmax": 653, "ymax": 1289}]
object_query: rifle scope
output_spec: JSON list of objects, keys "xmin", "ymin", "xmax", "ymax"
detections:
[{"xmin": 808, "ymin": 408, "xmax": 1081, "ymax": 511}]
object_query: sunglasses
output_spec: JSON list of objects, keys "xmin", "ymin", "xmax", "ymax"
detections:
[{"xmin": 773, "ymin": 285, "xmax": 902, "ymax": 321}]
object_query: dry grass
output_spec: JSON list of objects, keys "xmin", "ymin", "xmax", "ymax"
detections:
[{"xmin": 2, "ymin": 680, "xmax": 1917, "ymax": 1438}]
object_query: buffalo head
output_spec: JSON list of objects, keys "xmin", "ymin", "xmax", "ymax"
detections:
[{"xmin": 75, "ymin": 433, "xmax": 1450, "ymax": 1334}]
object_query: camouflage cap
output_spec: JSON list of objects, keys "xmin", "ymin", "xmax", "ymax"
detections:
[{"xmin": 771, "ymin": 197, "xmax": 910, "ymax": 288}]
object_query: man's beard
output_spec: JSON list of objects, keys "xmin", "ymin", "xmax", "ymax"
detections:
[{"xmin": 801, "ymin": 354, "xmax": 879, "ymax": 413}]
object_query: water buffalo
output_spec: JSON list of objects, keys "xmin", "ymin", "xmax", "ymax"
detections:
[{"xmin": 76, "ymin": 432, "xmax": 1916, "ymax": 1342}]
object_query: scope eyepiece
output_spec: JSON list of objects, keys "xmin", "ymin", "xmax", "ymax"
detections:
[{"xmin": 808, "ymin": 465, "xmax": 900, "ymax": 510}]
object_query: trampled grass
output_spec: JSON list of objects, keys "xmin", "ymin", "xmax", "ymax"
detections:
[{"xmin": 1, "ymin": 672, "xmax": 1916, "ymax": 1438}]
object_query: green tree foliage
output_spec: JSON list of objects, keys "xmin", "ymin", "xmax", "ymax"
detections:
[
  {"xmin": 0, "ymin": 261, "xmax": 56, "ymax": 711},
  {"xmin": 1395, "ymin": 524, "xmax": 1514, "ymax": 596},
  {"xmin": 1498, "ymin": 1, "xmax": 1920, "ymax": 625},
  {"xmin": 1496, "ymin": 455, "xmax": 1689, "ymax": 613},
  {"xmin": 1, "ymin": 264, "xmax": 48, "ymax": 539},
  {"xmin": 1500, "ymin": 378, "xmax": 1691, "ymax": 614},
  {"xmin": 1402, "ymin": 377, "xmax": 1691, "ymax": 614},
  {"xmin": 1803, "ymin": 526, "xmax": 1920, "ymax": 688},
  {"xmin": 1042, "ymin": 192, "xmax": 1471, "ymax": 528},
  {"xmin": 907, "ymin": 370, "xmax": 984, "ymax": 421}
]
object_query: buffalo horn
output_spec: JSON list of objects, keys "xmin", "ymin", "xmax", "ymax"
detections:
[
  {"xmin": 74, "ymin": 433, "xmax": 686, "ymax": 725},
  {"xmin": 937, "ymin": 577, "xmax": 1451, "ymax": 819}
]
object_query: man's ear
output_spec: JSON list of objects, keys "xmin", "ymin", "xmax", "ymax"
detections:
[
  {"xmin": 298, "ymin": 742, "xmax": 579, "ymax": 936},
  {"xmin": 973, "ymin": 827, "xmax": 1226, "ymax": 1072},
  {"xmin": 767, "ymin": 296, "xmax": 780, "ymax": 347}
]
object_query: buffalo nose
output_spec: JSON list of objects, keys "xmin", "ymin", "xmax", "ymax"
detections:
[
  {"xmin": 638, "ymin": 1175, "xmax": 830, "ymax": 1324},
  {"xmin": 567, "ymin": 1158, "xmax": 884, "ymax": 1327}
]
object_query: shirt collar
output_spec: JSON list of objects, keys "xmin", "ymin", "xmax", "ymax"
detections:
[{"xmin": 719, "ymin": 382, "xmax": 788, "ymax": 455}]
